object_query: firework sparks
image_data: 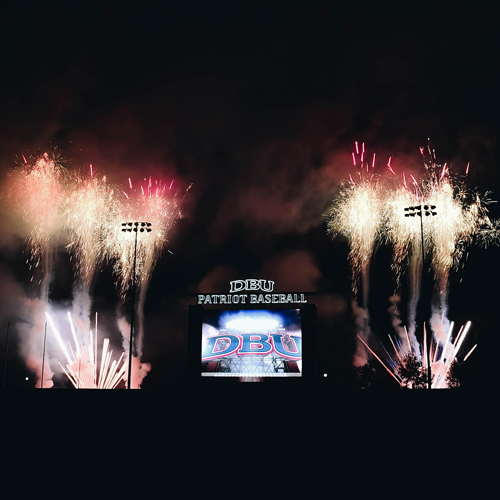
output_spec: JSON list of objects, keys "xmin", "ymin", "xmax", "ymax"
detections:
[
  {"xmin": 357, "ymin": 334, "xmax": 403, "ymax": 385},
  {"xmin": 2, "ymin": 148, "xmax": 189, "ymax": 388},
  {"xmin": 326, "ymin": 144, "xmax": 384, "ymax": 302},
  {"xmin": 413, "ymin": 145, "xmax": 499, "ymax": 287},
  {"xmin": 109, "ymin": 177, "xmax": 184, "ymax": 300},
  {"xmin": 366, "ymin": 320, "xmax": 475, "ymax": 388},
  {"xmin": 6, "ymin": 149, "xmax": 69, "ymax": 294},
  {"xmin": 61, "ymin": 167, "xmax": 123, "ymax": 343},
  {"xmin": 64, "ymin": 166, "xmax": 120, "ymax": 287},
  {"xmin": 325, "ymin": 145, "xmax": 386, "ymax": 366},
  {"xmin": 46, "ymin": 311, "xmax": 126, "ymax": 389},
  {"xmin": 327, "ymin": 142, "xmax": 498, "ymax": 385},
  {"xmin": 104, "ymin": 177, "xmax": 190, "ymax": 363},
  {"xmin": 3, "ymin": 150, "xmax": 71, "ymax": 387}
]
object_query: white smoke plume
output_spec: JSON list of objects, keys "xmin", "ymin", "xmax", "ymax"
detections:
[
  {"xmin": 388, "ymin": 294, "xmax": 419, "ymax": 357},
  {"xmin": 116, "ymin": 316, "xmax": 151, "ymax": 388},
  {"xmin": 71, "ymin": 285, "xmax": 93, "ymax": 344},
  {"xmin": 26, "ymin": 353, "xmax": 54, "ymax": 388},
  {"xmin": 351, "ymin": 300, "xmax": 371, "ymax": 367},
  {"xmin": 17, "ymin": 298, "xmax": 54, "ymax": 388}
]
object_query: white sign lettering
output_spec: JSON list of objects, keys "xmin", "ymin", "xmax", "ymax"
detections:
[
  {"xmin": 197, "ymin": 293, "xmax": 307, "ymax": 305},
  {"xmin": 229, "ymin": 279, "xmax": 274, "ymax": 293}
]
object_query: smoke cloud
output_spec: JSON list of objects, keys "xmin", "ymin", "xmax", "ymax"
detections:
[{"xmin": 116, "ymin": 316, "xmax": 151, "ymax": 389}]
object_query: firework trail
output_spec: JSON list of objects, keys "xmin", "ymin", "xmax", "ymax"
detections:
[
  {"xmin": 377, "ymin": 320, "xmax": 476, "ymax": 388},
  {"xmin": 64, "ymin": 165, "xmax": 119, "ymax": 289},
  {"xmin": 391, "ymin": 145, "xmax": 497, "ymax": 361},
  {"xmin": 2, "ymin": 148, "xmax": 189, "ymax": 388},
  {"xmin": 45, "ymin": 311, "xmax": 126, "ymax": 389},
  {"xmin": 5, "ymin": 149, "xmax": 69, "ymax": 386},
  {"xmin": 418, "ymin": 150, "xmax": 497, "ymax": 336},
  {"xmin": 107, "ymin": 177, "xmax": 188, "ymax": 363},
  {"xmin": 63, "ymin": 165, "xmax": 120, "ymax": 343},
  {"xmin": 326, "ymin": 142, "xmax": 382, "ymax": 302},
  {"xmin": 381, "ymin": 144, "xmax": 498, "ymax": 377},
  {"xmin": 7, "ymin": 149, "xmax": 68, "ymax": 297},
  {"xmin": 382, "ymin": 170, "xmax": 426, "ymax": 352},
  {"xmin": 325, "ymin": 143, "xmax": 383, "ymax": 365},
  {"xmin": 328, "ymin": 141, "xmax": 499, "ymax": 384}
]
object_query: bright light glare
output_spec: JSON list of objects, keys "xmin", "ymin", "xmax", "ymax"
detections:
[{"xmin": 225, "ymin": 317, "xmax": 279, "ymax": 333}]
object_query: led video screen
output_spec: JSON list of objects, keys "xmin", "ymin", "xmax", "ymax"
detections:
[{"xmin": 201, "ymin": 309, "xmax": 302, "ymax": 380}]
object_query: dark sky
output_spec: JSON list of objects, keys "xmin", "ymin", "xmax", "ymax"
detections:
[{"xmin": 1, "ymin": 0, "xmax": 500, "ymax": 391}]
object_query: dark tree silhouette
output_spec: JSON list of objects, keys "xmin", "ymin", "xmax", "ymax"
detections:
[
  {"xmin": 397, "ymin": 353, "xmax": 428, "ymax": 389},
  {"xmin": 445, "ymin": 360, "xmax": 462, "ymax": 388},
  {"xmin": 355, "ymin": 363, "xmax": 377, "ymax": 389}
]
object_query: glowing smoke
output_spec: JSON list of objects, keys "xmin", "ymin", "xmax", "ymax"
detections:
[{"xmin": 116, "ymin": 317, "xmax": 151, "ymax": 389}]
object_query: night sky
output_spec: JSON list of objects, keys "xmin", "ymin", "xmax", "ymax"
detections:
[{"xmin": 1, "ymin": 0, "xmax": 500, "ymax": 394}]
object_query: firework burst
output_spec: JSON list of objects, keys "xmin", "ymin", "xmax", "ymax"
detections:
[
  {"xmin": 105, "ymin": 177, "xmax": 190, "ymax": 361},
  {"xmin": 6, "ymin": 149, "xmax": 69, "ymax": 294},
  {"xmin": 109, "ymin": 177, "xmax": 184, "ymax": 300},
  {"xmin": 2, "ymin": 147, "xmax": 189, "ymax": 388},
  {"xmin": 326, "ymin": 143, "xmax": 383, "ymax": 304},
  {"xmin": 60, "ymin": 165, "xmax": 123, "ymax": 348},
  {"xmin": 372, "ymin": 319, "xmax": 476, "ymax": 388},
  {"xmin": 64, "ymin": 165, "xmax": 120, "ymax": 287},
  {"xmin": 325, "ymin": 143, "xmax": 384, "ymax": 365},
  {"xmin": 46, "ymin": 311, "xmax": 126, "ymax": 389},
  {"xmin": 328, "ymin": 142, "xmax": 499, "ymax": 386},
  {"xmin": 422, "ymin": 165, "xmax": 497, "ymax": 296},
  {"xmin": 3, "ymin": 149, "xmax": 71, "ymax": 387}
]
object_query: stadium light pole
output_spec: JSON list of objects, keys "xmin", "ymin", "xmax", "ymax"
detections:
[
  {"xmin": 2, "ymin": 322, "xmax": 9, "ymax": 389},
  {"xmin": 121, "ymin": 221, "xmax": 152, "ymax": 389},
  {"xmin": 404, "ymin": 204, "xmax": 437, "ymax": 389},
  {"xmin": 40, "ymin": 323, "xmax": 47, "ymax": 389}
]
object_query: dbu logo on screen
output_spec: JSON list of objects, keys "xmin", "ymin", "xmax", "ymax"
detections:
[{"xmin": 202, "ymin": 333, "xmax": 302, "ymax": 361}]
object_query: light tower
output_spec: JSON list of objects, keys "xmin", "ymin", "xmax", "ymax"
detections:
[{"xmin": 121, "ymin": 221, "xmax": 152, "ymax": 389}]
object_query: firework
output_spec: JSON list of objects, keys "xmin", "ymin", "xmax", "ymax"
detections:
[
  {"xmin": 64, "ymin": 166, "xmax": 120, "ymax": 287},
  {"xmin": 385, "ymin": 148, "xmax": 498, "ymax": 355},
  {"xmin": 61, "ymin": 166, "xmax": 123, "ymax": 345},
  {"xmin": 3, "ymin": 150, "xmax": 71, "ymax": 387},
  {"xmin": 369, "ymin": 319, "xmax": 475, "ymax": 388},
  {"xmin": 326, "ymin": 143, "xmax": 383, "ymax": 304},
  {"xmin": 2, "ymin": 148, "xmax": 189, "ymax": 388},
  {"xmin": 325, "ymin": 144, "xmax": 385, "ymax": 365},
  {"xmin": 382, "ymin": 183, "xmax": 424, "ymax": 286},
  {"xmin": 6, "ymin": 149, "xmax": 69, "ymax": 295},
  {"xmin": 106, "ymin": 177, "xmax": 189, "ymax": 360},
  {"xmin": 46, "ymin": 311, "xmax": 126, "ymax": 389},
  {"xmin": 388, "ymin": 147, "xmax": 498, "ymax": 282},
  {"xmin": 327, "ymin": 142, "xmax": 499, "ymax": 385},
  {"xmin": 109, "ymin": 177, "xmax": 185, "ymax": 300},
  {"xmin": 380, "ymin": 169, "xmax": 431, "ymax": 350}
]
